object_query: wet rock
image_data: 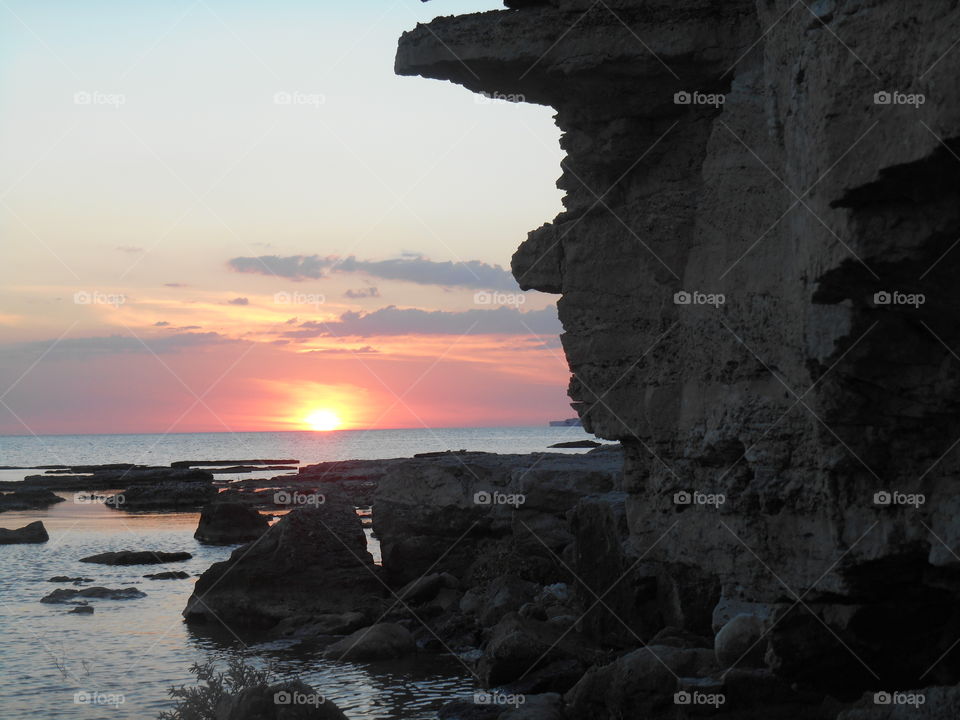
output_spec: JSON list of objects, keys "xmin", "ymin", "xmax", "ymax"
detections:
[
  {"xmin": 214, "ymin": 679, "xmax": 349, "ymax": 720},
  {"xmin": 194, "ymin": 502, "xmax": 269, "ymax": 544},
  {"xmin": 274, "ymin": 612, "xmax": 368, "ymax": 641},
  {"xmin": 106, "ymin": 480, "xmax": 217, "ymax": 510},
  {"xmin": 68, "ymin": 605, "xmax": 94, "ymax": 615},
  {"xmin": 41, "ymin": 586, "xmax": 146, "ymax": 603},
  {"xmin": 0, "ymin": 521, "xmax": 48, "ymax": 544},
  {"xmin": 49, "ymin": 576, "xmax": 94, "ymax": 584},
  {"xmin": 80, "ymin": 550, "xmax": 192, "ymax": 565},
  {"xmin": 321, "ymin": 622, "xmax": 415, "ymax": 661},
  {"xmin": 183, "ymin": 503, "xmax": 383, "ymax": 633},
  {"xmin": 0, "ymin": 488, "xmax": 64, "ymax": 512}
]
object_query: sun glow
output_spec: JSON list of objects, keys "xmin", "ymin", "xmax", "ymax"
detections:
[{"xmin": 304, "ymin": 409, "xmax": 342, "ymax": 432}]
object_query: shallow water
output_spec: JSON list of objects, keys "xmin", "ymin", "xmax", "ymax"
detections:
[{"xmin": 0, "ymin": 499, "xmax": 475, "ymax": 719}]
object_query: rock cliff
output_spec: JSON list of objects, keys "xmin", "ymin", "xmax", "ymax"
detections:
[{"xmin": 398, "ymin": 1, "xmax": 960, "ymax": 715}]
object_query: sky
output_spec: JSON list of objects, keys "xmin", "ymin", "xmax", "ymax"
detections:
[{"xmin": 0, "ymin": 0, "xmax": 570, "ymax": 435}]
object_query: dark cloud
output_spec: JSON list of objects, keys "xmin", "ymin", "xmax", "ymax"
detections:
[
  {"xmin": 10, "ymin": 332, "xmax": 241, "ymax": 358},
  {"xmin": 344, "ymin": 287, "xmax": 380, "ymax": 299},
  {"xmin": 302, "ymin": 345, "xmax": 379, "ymax": 355},
  {"xmin": 283, "ymin": 305, "xmax": 561, "ymax": 338},
  {"xmin": 164, "ymin": 283, "xmax": 188, "ymax": 288},
  {"xmin": 227, "ymin": 297, "xmax": 249, "ymax": 306},
  {"xmin": 228, "ymin": 254, "xmax": 519, "ymax": 290},
  {"xmin": 153, "ymin": 321, "xmax": 170, "ymax": 327}
]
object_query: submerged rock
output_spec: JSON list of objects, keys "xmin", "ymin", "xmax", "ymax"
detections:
[
  {"xmin": 41, "ymin": 586, "xmax": 146, "ymax": 603},
  {"xmin": 194, "ymin": 501, "xmax": 269, "ymax": 544},
  {"xmin": 143, "ymin": 571, "xmax": 190, "ymax": 580},
  {"xmin": 68, "ymin": 605, "xmax": 94, "ymax": 615},
  {"xmin": 0, "ymin": 488, "xmax": 65, "ymax": 512},
  {"xmin": 0, "ymin": 521, "xmax": 49, "ymax": 544},
  {"xmin": 80, "ymin": 550, "xmax": 192, "ymax": 565}
]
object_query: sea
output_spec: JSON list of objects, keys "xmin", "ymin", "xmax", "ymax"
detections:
[{"xmin": 0, "ymin": 426, "xmax": 597, "ymax": 720}]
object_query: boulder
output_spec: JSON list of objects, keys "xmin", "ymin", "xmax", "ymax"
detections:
[
  {"xmin": 565, "ymin": 645, "xmax": 717, "ymax": 718},
  {"xmin": 321, "ymin": 623, "xmax": 415, "ymax": 661},
  {"xmin": 0, "ymin": 521, "xmax": 48, "ymax": 544},
  {"xmin": 478, "ymin": 613, "xmax": 602, "ymax": 688},
  {"xmin": 715, "ymin": 613, "xmax": 767, "ymax": 669},
  {"xmin": 41, "ymin": 587, "xmax": 146, "ymax": 603},
  {"xmin": 214, "ymin": 679, "xmax": 349, "ymax": 720},
  {"xmin": 80, "ymin": 550, "xmax": 192, "ymax": 565},
  {"xmin": 194, "ymin": 502, "xmax": 269, "ymax": 544},
  {"xmin": 183, "ymin": 503, "xmax": 384, "ymax": 634}
]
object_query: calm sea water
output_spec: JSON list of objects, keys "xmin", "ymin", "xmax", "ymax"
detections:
[
  {"xmin": 0, "ymin": 427, "xmax": 598, "ymax": 720},
  {"xmin": 0, "ymin": 426, "xmax": 595, "ymax": 470}
]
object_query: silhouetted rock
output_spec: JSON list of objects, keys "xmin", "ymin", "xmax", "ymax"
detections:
[
  {"xmin": 0, "ymin": 521, "xmax": 48, "ymax": 544},
  {"xmin": 183, "ymin": 502, "xmax": 383, "ymax": 634},
  {"xmin": 68, "ymin": 605, "xmax": 94, "ymax": 615},
  {"xmin": 547, "ymin": 440, "xmax": 601, "ymax": 449},
  {"xmin": 80, "ymin": 550, "xmax": 192, "ymax": 565},
  {"xmin": 194, "ymin": 502, "xmax": 269, "ymax": 544},
  {"xmin": 49, "ymin": 576, "xmax": 93, "ymax": 584}
]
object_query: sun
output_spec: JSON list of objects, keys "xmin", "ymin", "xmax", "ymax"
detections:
[{"xmin": 304, "ymin": 409, "xmax": 342, "ymax": 432}]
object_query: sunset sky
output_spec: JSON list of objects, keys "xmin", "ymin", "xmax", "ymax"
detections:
[{"xmin": 0, "ymin": 0, "xmax": 570, "ymax": 435}]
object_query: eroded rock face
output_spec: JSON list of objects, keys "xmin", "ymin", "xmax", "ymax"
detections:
[{"xmin": 398, "ymin": 0, "xmax": 960, "ymax": 710}]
